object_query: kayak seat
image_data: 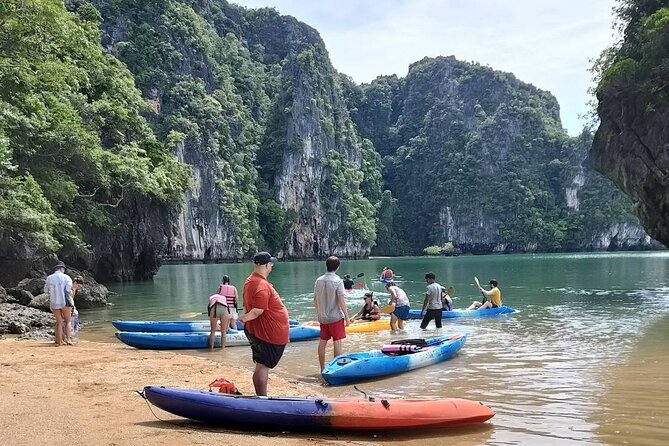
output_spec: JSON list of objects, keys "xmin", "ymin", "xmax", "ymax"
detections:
[
  {"xmin": 390, "ymin": 338, "xmax": 427, "ymax": 347},
  {"xmin": 336, "ymin": 357, "xmax": 355, "ymax": 366},
  {"xmin": 381, "ymin": 344, "xmax": 422, "ymax": 355}
]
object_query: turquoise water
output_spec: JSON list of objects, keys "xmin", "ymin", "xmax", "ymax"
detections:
[{"xmin": 81, "ymin": 252, "xmax": 669, "ymax": 445}]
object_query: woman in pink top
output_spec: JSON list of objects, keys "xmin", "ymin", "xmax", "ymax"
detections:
[
  {"xmin": 216, "ymin": 275, "xmax": 239, "ymax": 330},
  {"xmin": 208, "ymin": 291, "xmax": 230, "ymax": 351}
]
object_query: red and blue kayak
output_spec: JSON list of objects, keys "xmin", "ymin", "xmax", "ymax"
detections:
[
  {"xmin": 143, "ymin": 386, "xmax": 495, "ymax": 430},
  {"xmin": 407, "ymin": 306, "xmax": 516, "ymax": 319}
]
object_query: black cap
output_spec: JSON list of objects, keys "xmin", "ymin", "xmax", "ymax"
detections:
[
  {"xmin": 253, "ymin": 252, "xmax": 277, "ymax": 265},
  {"xmin": 54, "ymin": 261, "xmax": 66, "ymax": 270}
]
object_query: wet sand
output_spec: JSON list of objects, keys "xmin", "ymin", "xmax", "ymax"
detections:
[{"xmin": 595, "ymin": 315, "xmax": 669, "ymax": 446}]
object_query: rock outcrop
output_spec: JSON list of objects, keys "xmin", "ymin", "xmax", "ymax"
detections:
[{"xmin": 591, "ymin": 87, "xmax": 669, "ymax": 248}]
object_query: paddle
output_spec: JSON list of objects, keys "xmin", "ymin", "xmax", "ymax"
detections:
[
  {"xmin": 180, "ymin": 312, "xmax": 205, "ymax": 319},
  {"xmin": 357, "ymin": 283, "xmax": 365, "ymax": 288},
  {"xmin": 474, "ymin": 276, "xmax": 487, "ymax": 303},
  {"xmin": 379, "ymin": 304, "xmax": 394, "ymax": 314},
  {"xmin": 357, "ymin": 272, "xmax": 365, "ymax": 278}
]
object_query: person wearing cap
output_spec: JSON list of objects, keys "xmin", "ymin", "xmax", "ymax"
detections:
[
  {"xmin": 468, "ymin": 279, "xmax": 502, "ymax": 310},
  {"xmin": 350, "ymin": 292, "xmax": 380, "ymax": 323},
  {"xmin": 419, "ymin": 272, "xmax": 444, "ymax": 329},
  {"xmin": 238, "ymin": 252, "xmax": 289, "ymax": 396},
  {"xmin": 44, "ymin": 261, "xmax": 73, "ymax": 346},
  {"xmin": 313, "ymin": 256, "xmax": 350, "ymax": 371},
  {"xmin": 384, "ymin": 282, "xmax": 410, "ymax": 331}
]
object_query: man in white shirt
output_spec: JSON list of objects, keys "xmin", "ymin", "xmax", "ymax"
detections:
[
  {"xmin": 44, "ymin": 261, "xmax": 73, "ymax": 346},
  {"xmin": 313, "ymin": 256, "xmax": 350, "ymax": 371},
  {"xmin": 419, "ymin": 272, "xmax": 444, "ymax": 329}
]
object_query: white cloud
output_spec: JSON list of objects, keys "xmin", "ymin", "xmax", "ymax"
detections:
[{"xmin": 231, "ymin": 0, "xmax": 619, "ymax": 135}]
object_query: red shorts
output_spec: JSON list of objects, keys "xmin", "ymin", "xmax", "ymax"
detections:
[{"xmin": 319, "ymin": 319, "xmax": 346, "ymax": 341}]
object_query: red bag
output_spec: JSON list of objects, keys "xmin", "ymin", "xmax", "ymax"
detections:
[{"xmin": 209, "ymin": 377, "xmax": 242, "ymax": 395}]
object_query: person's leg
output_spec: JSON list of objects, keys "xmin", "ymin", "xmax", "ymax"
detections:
[
  {"xmin": 209, "ymin": 312, "xmax": 217, "ymax": 351},
  {"xmin": 332, "ymin": 339, "xmax": 343, "ymax": 359},
  {"xmin": 420, "ymin": 312, "xmax": 431, "ymax": 329},
  {"xmin": 229, "ymin": 307, "xmax": 238, "ymax": 330},
  {"xmin": 399, "ymin": 318, "xmax": 406, "ymax": 329},
  {"xmin": 252, "ymin": 363, "xmax": 270, "ymax": 396},
  {"xmin": 390, "ymin": 313, "xmax": 398, "ymax": 331},
  {"xmin": 318, "ymin": 339, "xmax": 328, "ymax": 371},
  {"xmin": 219, "ymin": 309, "xmax": 230, "ymax": 349},
  {"xmin": 468, "ymin": 301, "xmax": 482, "ymax": 310},
  {"xmin": 435, "ymin": 309, "xmax": 443, "ymax": 328},
  {"xmin": 62, "ymin": 309, "xmax": 72, "ymax": 344},
  {"xmin": 479, "ymin": 301, "xmax": 492, "ymax": 310},
  {"xmin": 51, "ymin": 308, "xmax": 64, "ymax": 345}
]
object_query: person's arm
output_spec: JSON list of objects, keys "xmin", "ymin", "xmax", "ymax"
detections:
[
  {"xmin": 337, "ymin": 295, "xmax": 350, "ymax": 326},
  {"xmin": 420, "ymin": 292, "xmax": 429, "ymax": 315},
  {"xmin": 481, "ymin": 288, "xmax": 493, "ymax": 297},
  {"xmin": 388, "ymin": 287, "xmax": 398, "ymax": 305},
  {"xmin": 238, "ymin": 308, "xmax": 264, "ymax": 323},
  {"xmin": 313, "ymin": 285, "xmax": 320, "ymax": 317},
  {"xmin": 350, "ymin": 305, "xmax": 363, "ymax": 321}
]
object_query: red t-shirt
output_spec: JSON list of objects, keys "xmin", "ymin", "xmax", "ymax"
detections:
[{"xmin": 242, "ymin": 272, "xmax": 290, "ymax": 345}]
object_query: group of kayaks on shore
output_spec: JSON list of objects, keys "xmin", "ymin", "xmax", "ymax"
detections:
[{"xmin": 119, "ymin": 261, "xmax": 514, "ymax": 431}]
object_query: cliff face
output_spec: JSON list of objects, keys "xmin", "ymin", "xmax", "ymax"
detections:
[
  {"xmin": 346, "ymin": 56, "xmax": 654, "ymax": 254},
  {"xmin": 589, "ymin": 5, "xmax": 669, "ymax": 249},
  {"xmin": 591, "ymin": 79, "xmax": 669, "ymax": 248},
  {"xmin": 91, "ymin": 0, "xmax": 376, "ymax": 261}
]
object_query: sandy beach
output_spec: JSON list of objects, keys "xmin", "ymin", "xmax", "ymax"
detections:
[
  {"xmin": 0, "ymin": 338, "xmax": 495, "ymax": 446},
  {"xmin": 0, "ymin": 339, "xmax": 382, "ymax": 446}
]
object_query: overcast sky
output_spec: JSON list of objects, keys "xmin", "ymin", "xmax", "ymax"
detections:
[{"xmin": 231, "ymin": 0, "xmax": 620, "ymax": 135}]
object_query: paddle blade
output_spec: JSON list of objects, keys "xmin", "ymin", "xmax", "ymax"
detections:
[
  {"xmin": 357, "ymin": 272, "xmax": 365, "ymax": 277},
  {"xmin": 357, "ymin": 283, "xmax": 365, "ymax": 288},
  {"xmin": 379, "ymin": 304, "xmax": 394, "ymax": 314},
  {"xmin": 474, "ymin": 276, "xmax": 481, "ymax": 288},
  {"xmin": 180, "ymin": 312, "xmax": 204, "ymax": 319},
  {"xmin": 446, "ymin": 286, "xmax": 455, "ymax": 297}
]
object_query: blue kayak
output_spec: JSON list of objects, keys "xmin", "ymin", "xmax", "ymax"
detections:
[
  {"xmin": 143, "ymin": 385, "xmax": 495, "ymax": 430},
  {"xmin": 321, "ymin": 334, "xmax": 466, "ymax": 386},
  {"xmin": 407, "ymin": 306, "xmax": 516, "ymax": 319},
  {"xmin": 112, "ymin": 319, "xmax": 299, "ymax": 332},
  {"xmin": 116, "ymin": 325, "xmax": 320, "ymax": 349}
]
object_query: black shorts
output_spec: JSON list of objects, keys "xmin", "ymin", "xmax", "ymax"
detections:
[{"xmin": 244, "ymin": 329, "xmax": 286, "ymax": 369}]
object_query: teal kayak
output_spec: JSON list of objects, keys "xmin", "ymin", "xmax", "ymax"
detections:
[
  {"xmin": 407, "ymin": 306, "xmax": 516, "ymax": 319},
  {"xmin": 322, "ymin": 334, "xmax": 466, "ymax": 385}
]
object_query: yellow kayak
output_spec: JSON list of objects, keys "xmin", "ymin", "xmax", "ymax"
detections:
[{"xmin": 345, "ymin": 319, "xmax": 390, "ymax": 333}]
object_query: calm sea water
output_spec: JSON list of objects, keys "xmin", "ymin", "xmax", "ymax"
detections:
[{"xmin": 81, "ymin": 253, "xmax": 669, "ymax": 445}]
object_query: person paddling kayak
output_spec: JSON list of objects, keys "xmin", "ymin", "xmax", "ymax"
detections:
[{"xmin": 468, "ymin": 279, "xmax": 502, "ymax": 310}]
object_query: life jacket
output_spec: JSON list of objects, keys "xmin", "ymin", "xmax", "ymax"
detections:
[
  {"xmin": 209, "ymin": 377, "xmax": 242, "ymax": 395},
  {"xmin": 362, "ymin": 302, "xmax": 380, "ymax": 320}
]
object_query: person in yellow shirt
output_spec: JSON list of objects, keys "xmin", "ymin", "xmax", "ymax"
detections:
[{"xmin": 468, "ymin": 279, "xmax": 502, "ymax": 310}]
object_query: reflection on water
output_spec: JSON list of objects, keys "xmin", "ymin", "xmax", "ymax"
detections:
[{"xmin": 80, "ymin": 253, "xmax": 669, "ymax": 445}]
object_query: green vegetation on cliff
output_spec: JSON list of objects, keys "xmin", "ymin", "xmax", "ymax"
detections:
[
  {"xmin": 345, "ymin": 57, "xmax": 641, "ymax": 254},
  {"xmin": 597, "ymin": 1, "xmax": 669, "ymax": 107},
  {"xmin": 0, "ymin": 0, "xmax": 189, "ymax": 255}
]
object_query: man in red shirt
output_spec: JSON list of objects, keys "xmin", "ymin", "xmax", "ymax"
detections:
[{"xmin": 238, "ymin": 252, "xmax": 290, "ymax": 396}]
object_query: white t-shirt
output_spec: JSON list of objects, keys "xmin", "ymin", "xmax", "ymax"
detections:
[
  {"xmin": 425, "ymin": 282, "xmax": 443, "ymax": 309},
  {"xmin": 314, "ymin": 272, "xmax": 346, "ymax": 324},
  {"xmin": 388, "ymin": 285, "xmax": 410, "ymax": 307},
  {"xmin": 44, "ymin": 271, "xmax": 72, "ymax": 309}
]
